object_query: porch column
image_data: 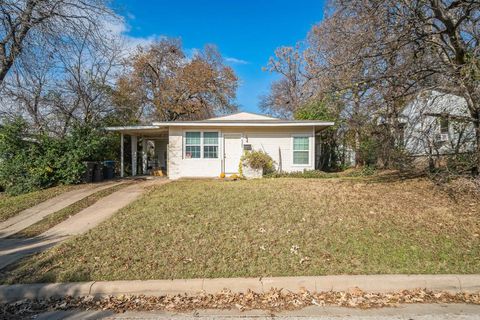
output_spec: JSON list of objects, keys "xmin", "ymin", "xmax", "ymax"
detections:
[
  {"xmin": 131, "ymin": 135, "xmax": 138, "ymax": 176},
  {"xmin": 142, "ymin": 138, "xmax": 148, "ymax": 175},
  {"xmin": 120, "ymin": 133, "xmax": 124, "ymax": 178}
]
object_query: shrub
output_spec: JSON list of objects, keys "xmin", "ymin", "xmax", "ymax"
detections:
[
  {"xmin": 0, "ymin": 118, "xmax": 114, "ymax": 195},
  {"xmin": 343, "ymin": 166, "xmax": 377, "ymax": 177},
  {"xmin": 265, "ymin": 167, "xmax": 377, "ymax": 179},
  {"xmin": 240, "ymin": 150, "xmax": 275, "ymax": 174},
  {"xmin": 266, "ymin": 170, "xmax": 336, "ymax": 179}
]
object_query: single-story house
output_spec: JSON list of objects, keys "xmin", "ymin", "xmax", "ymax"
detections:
[
  {"xmin": 400, "ymin": 91, "xmax": 476, "ymax": 157},
  {"xmin": 106, "ymin": 112, "xmax": 334, "ymax": 179}
]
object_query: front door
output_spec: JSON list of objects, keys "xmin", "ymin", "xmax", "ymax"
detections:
[{"xmin": 224, "ymin": 133, "xmax": 242, "ymax": 174}]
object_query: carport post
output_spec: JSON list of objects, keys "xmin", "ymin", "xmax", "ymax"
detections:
[
  {"xmin": 142, "ymin": 138, "xmax": 148, "ymax": 175},
  {"xmin": 120, "ymin": 133, "xmax": 124, "ymax": 178},
  {"xmin": 131, "ymin": 135, "xmax": 138, "ymax": 176}
]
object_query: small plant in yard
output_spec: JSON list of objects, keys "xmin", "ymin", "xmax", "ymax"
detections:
[
  {"xmin": 240, "ymin": 150, "xmax": 275, "ymax": 175},
  {"xmin": 266, "ymin": 170, "xmax": 336, "ymax": 179}
]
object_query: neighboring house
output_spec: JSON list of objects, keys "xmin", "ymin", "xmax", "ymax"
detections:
[
  {"xmin": 401, "ymin": 91, "xmax": 476, "ymax": 158},
  {"xmin": 106, "ymin": 112, "xmax": 333, "ymax": 179}
]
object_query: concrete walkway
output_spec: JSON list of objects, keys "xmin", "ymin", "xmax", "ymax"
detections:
[
  {"xmin": 0, "ymin": 181, "xmax": 124, "ymax": 239},
  {"xmin": 0, "ymin": 274, "xmax": 479, "ymax": 302},
  {"xmin": 0, "ymin": 178, "xmax": 169, "ymax": 270}
]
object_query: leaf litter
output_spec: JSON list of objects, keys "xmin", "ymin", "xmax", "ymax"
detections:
[{"xmin": 1, "ymin": 288, "xmax": 479, "ymax": 318}]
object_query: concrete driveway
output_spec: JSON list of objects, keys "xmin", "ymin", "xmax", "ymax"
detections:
[
  {"xmin": 0, "ymin": 181, "xmax": 124, "ymax": 239},
  {"xmin": 0, "ymin": 178, "xmax": 169, "ymax": 270}
]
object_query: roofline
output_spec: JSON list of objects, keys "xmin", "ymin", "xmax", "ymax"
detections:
[
  {"xmin": 104, "ymin": 121, "xmax": 335, "ymax": 132},
  {"xmin": 152, "ymin": 121, "xmax": 334, "ymax": 127},
  {"xmin": 209, "ymin": 111, "xmax": 280, "ymax": 120},
  {"xmin": 105, "ymin": 125, "xmax": 161, "ymax": 131}
]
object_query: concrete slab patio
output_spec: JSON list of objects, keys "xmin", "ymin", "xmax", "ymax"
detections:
[
  {"xmin": 0, "ymin": 181, "xmax": 124, "ymax": 239},
  {"xmin": 0, "ymin": 178, "xmax": 169, "ymax": 270}
]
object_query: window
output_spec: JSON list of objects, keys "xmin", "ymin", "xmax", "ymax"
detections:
[
  {"xmin": 184, "ymin": 131, "xmax": 219, "ymax": 159},
  {"xmin": 293, "ymin": 136, "xmax": 309, "ymax": 165},
  {"xmin": 185, "ymin": 132, "xmax": 201, "ymax": 158},
  {"xmin": 203, "ymin": 132, "xmax": 218, "ymax": 158},
  {"xmin": 439, "ymin": 117, "xmax": 449, "ymax": 134}
]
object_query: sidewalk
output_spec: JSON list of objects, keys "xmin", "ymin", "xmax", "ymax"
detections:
[
  {"xmin": 1, "ymin": 274, "xmax": 479, "ymax": 302},
  {"xmin": 0, "ymin": 178, "xmax": 169, "ymax": 270}
]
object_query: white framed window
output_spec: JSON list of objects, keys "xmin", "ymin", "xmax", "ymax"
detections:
[
  {"xmin": 185, "ymin": 132, "xmax": 201, "ymax": 158},
  {"xmin": 184, "ymin": 131, "xmax": 219, "ymax": 159},
  {"xmin": 439, "ymin": 117, "xmax": 449, "ymax": 134},
  {"xmin": 203, "ymin": 132, "xmax": 219, "ymax": 158},
  {"xmin": 292, "ymin": 136, "xmax": 310, "ymax": 165}
]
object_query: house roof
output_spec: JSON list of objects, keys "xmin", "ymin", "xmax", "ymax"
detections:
[
  {"xmin": 207, "ymin": 112, "xmax": 280, "ymax": 121},
  {"xmin": 151, "ymin": 112, "xmax": 333, "ymax": 126},
  {"xmin": 105, "ymin": 112, "xmax": 334, "ymax": 135}
]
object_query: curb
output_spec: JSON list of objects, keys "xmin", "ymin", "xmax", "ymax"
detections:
[{"xmin": 1, "ymin": 275, "xmax": 479, "ymax": 303}]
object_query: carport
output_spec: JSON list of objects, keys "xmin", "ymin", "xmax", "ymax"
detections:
[{"xmin": 105, "ymin": 125, "xmax": 169, "ymax": 177}]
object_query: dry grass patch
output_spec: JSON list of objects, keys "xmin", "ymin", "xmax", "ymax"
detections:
[{"xmin": 2, "ymin": 177, "xmax": 479, "ymax": 283}]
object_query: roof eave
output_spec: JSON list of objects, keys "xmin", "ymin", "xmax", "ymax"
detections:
[{"xmin": 151, "ymin": 121, "xmax": 335, "ymax": 127}]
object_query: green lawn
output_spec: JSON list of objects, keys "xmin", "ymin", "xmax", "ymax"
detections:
[
  {"xmin": 2, "ymin": 177, "xmax": 479, "ymax": 283},
  {"xmin": 0, "ymin": 185, "xmax": 82, "ymax": 223}
]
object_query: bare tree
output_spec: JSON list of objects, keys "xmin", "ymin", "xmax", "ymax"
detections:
[
  {"xmin": 261, "ymin": 44, "xmax": 314, "ymax": 118},
  {"xmin": 1, "ymin": 23, "xmax": 123, "ymax": 137},
  {"xmin": 323, "ymin": 0, "xmax": 480, "ymax": 168},
  {"xmin": 264, "ymin": 0, "xmax": 479, "ymax": 170},
  {"xmin": 0, "ymin": 0, "xmax": 116, "ymax": 85}
]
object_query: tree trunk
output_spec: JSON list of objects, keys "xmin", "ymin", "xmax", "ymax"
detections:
[
  {"xmin": 474, "ymin": 115, "xmax": 480, "ymax": 176},
  {"xmin": 352, "ymin": 90, "xmax": 362, "ymax": 167},
  {"xmin": 354, "ymin": 130, "xmax": 361, "ymax": 167}
]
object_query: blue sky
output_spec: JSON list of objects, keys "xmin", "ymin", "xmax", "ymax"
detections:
[{"xmin": 113, "ymin": 1, "xmax": 326, "ymax": 113}]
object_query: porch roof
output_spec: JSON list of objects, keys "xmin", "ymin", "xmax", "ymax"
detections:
[{"xmin": 105, "ymin": 125, "xmax": 168, "ymax": 137}]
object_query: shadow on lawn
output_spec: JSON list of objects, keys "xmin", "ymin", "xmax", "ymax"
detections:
[
  {"xmin": 364, "ymin": 170, "xmax": 427, "ymax": 183},
  {"xmin": 0, "ymin": 234, "xmax": 67, "ymax": 274}
]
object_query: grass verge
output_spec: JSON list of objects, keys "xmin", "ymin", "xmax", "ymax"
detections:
[
  {"xmin": 11, "ymin": 183, "xmax": 131, "ymax": 238},
  {"xmin": 0, "ymin": 185, "xmax": 82, "ymax": 223},
  {"xmin": 1, "ymin": 177, "xmax": 479, "ymax": 283}
]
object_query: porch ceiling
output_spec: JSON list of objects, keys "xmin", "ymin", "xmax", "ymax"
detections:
[{"xmin": 105, "ymin": 126, "xmax": 168, "ymax": 138}]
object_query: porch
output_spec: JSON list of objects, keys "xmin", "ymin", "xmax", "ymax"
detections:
[{"xmin": 106, "ymin": 125, "xmax": 169, "ymax": 177}]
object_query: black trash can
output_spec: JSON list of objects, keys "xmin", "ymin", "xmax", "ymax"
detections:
[
  {"xmin": 103, "ymin": 160, "xmax": 116, "ymax": 180},
  {"xmin": 93, "ymin": 162, "xmax": 104, "ymax": 182},
  {"xmin": 82, "ymin": 161, "xmax": 96, "ymax": 183}
]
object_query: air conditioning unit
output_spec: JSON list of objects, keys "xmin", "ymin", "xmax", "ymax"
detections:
[{"xmin": 435, "ymin": 133, "xmax": 449, "ymax": 142}]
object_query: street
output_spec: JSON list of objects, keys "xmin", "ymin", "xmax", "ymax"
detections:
[{"xmin": 30, "ymin": 304, "xmax": 480, "ymax": 320}]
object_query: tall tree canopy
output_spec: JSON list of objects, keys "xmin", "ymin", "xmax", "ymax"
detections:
[{"xmin": 113, "ymin": 39, "xmax": 238, "ymax": 122}]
